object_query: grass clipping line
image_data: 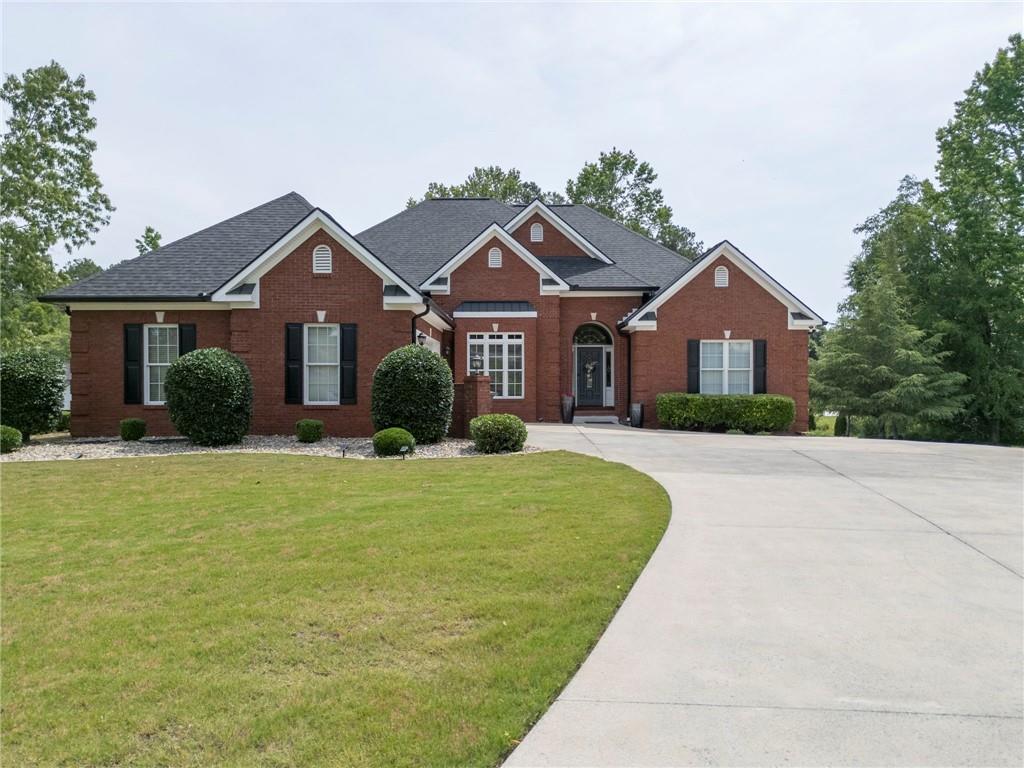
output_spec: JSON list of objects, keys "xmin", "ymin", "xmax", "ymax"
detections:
[{"xmin": 1, "ymin": 450, "xmax": 669, "ymax": 767}]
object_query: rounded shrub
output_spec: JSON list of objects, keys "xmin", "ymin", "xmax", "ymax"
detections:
[
  {"xmin": 296, "ymin": 419, "xmax": 324, "ymax": 443},
  {"xmin": 120, "ymin": 418, "xmax": 146, "ymax": 441},
  {"xmin": 470, "ymin": 413, "xmax": 528, "ymax": 454},
  {"xmin": 0, "ymin": 349, "xmax": 65, "ymax": 440},
  {"xmin": 834, "ymin": 413, "xmax": 848, "ymax": 437},
  {"xmin": 1, "ymin": 425, "xmax": 23, "ymax": 453},
  {"xmin": 373, "ymin": 427, "xmax": 416, "ymax": 456},
  {"xmin": 165, "ymin": 348, "xmax": 253, "ymax": 446},
  {"xmin": 371, "ymin": 344, "xmax": 454, "ymax": 443}
]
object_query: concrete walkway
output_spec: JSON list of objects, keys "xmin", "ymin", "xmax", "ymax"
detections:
[{"xmin": 507, "ymin": 425, "xmax": 1024, "ymax": 767}]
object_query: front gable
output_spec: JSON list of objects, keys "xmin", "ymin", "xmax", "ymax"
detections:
[{"xmin": 503, "ymin": 200, "xmax": 611, "ymax": 264}]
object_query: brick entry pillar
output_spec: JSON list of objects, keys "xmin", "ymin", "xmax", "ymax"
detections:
[{"xmin": 458, "ymin": 374, "xmax": 492, "ymax": 437}]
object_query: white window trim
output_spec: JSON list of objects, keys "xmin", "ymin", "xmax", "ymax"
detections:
[
  {"xmin": 143, "ymin": 323, "xmax": 179, "ymax": 405},
  {"xmin": 467, "ymin": 332, "xmax": 525, "ymax": 399},
  {"xmin": 488, "ymin": 247, "xmax": 502, "ymax": 268},
  {"xmin": 714, "ymin": 265, "xmax": 729, "ymax": 287},
  {"xmin": 700, "ymin": 339, "xmax": 753, "ymax": 395},
  {"xmin": 303, "ymin": 323, "xmax": 341, "ymax": 405},
  {"xmin": 312, "ymin": 244, "xmax": 333, "ymax": 274},
  {"xmin": 530, "ymin": 222, "xmax": 544, "ymax": 242}
]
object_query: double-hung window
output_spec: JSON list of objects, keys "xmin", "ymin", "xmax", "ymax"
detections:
[
  {"xmin": 467, "ymin": 332, "xmax": 524, "ymax": 398},
  {"xmin": 305, "ymin": 324, "xmax": 341, "ymax": 404},
  {"xmin": 700, "ymin": 340, "xmax": 752, "ymax": 394},
  {"xmin": 144, "ymin": 325, "xmax": 179, "ymax": 404}
]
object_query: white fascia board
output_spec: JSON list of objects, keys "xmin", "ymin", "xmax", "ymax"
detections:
[
  {"xmin": 212, "ymin": 209, "xmax": 421, "ymax": 301},
  {"xmin": 503, "ymin": 200, "xmax": 612, "ymax": 264},
  {"xmin": 624, "ymin": 241, "xmax": 824, "ymax": 328},
  {"xmin": 66, "ymin": 301, "xmax": 244, "ymax": 311},
  {"xmin": 559, "ymin": 290, "xmax": 645, "ymax": 298},
  {"xmin": 452, "ymin": 311, "xmax": 538, "ymax": 318},
  {"xmin": 419, "ymin": 224, "xmax": 570, "ymax": 290}
]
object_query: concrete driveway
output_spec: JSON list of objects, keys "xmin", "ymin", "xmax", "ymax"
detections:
[{"xmin": 507, "ymin": 425, "xmax": 1023, "ymax": 767}]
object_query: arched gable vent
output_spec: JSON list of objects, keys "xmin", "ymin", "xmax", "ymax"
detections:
[
  {"xmin": 312, "ymin": 245, "xmax": 333, "ymax": 274},
  {"xmin": 714, "ymin": 265, "xmax": 729, "ymax": 288},
  {"xmin": 530, "ymin": 222, "xmax": 544, "ymax": 242},
  {"xmin": 488, "ymin": 247, "xmax": 502, "ymax": 268}
]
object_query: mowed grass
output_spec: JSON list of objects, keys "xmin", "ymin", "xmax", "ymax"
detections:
[
  {"xmin": 805, "ymin": 414, "xmax": 837, "ymax": 436},
  {"xmin": 1, "ymin": 451, "xmax": 669, "ymax": 767}
]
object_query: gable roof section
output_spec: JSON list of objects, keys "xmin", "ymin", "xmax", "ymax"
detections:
[
  {"xmin": 212, "ymin": 208, "xmax": 421, "ymax": 300},
  {"xmin": 420, "ymin": 223, "xmax": 570, "ymax": 290},
  {"xmin": 503, "ymin": 199, "xmax": 612, "ymax": 263},
  {"xmin": 619, "ymin": 240, "xmax": 823, "ymax": 330},
  {"xmin": 42, "ymin": 192, "xmax": 314, "ymax": 301}
]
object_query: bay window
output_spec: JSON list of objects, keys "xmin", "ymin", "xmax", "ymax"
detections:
[
  {"xmin": 467, "ymin": 332, "xmax": 524, "ymax": 398},
  {"xmin": 700, "ymin": 340, "xmax": 752, "ymax": 395}
]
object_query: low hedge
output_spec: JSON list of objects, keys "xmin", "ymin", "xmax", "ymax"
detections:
[
  {"xmin": 373, "ymin": 427, "xmax": 416, "ymax": 457},
  {"xmin": 120, "ymin": 418, "xmax": 146, "ymax": 441},
  {"xmin": 470, "ymin": 413, "xmax": 528, "ymax": 454},
  {"xmin": 1, "ymin": 425, "xmax": 23, "ymax": 454},
  {"xmin": 655, "ymin": 393, "xmax": 796, "ymax": 433},
  {"xmin": 296, "ymin": 419, "xmax": 324, "ymax": 443}
]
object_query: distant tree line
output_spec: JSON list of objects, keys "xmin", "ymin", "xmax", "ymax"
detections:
[{"xmin": 812, "ymin": 35, "xmax": 1024, "ymax": 444}]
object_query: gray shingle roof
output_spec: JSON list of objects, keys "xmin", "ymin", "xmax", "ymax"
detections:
[
  {"xmin": 42, "ymin": 192, "xmax": 314, "ymax": 300},
  {"xmin": 538, "ymin": 258, "xmax": 655, "ymax": 290},
  {"xmin": 454, "ymin": 301, "xmax": 535, "ymax": 313}
]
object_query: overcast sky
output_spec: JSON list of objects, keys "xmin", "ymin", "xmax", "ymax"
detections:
[{"xmin": 3, "ymin": 1, "xmax": 1020, "ymax": 317}]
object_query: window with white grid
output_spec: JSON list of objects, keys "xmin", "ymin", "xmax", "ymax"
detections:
[
  {"xmin": 305, "ymin": 324, "xmax": 340, "ymax": 404},
  {"xmin": 467, "ymin": 332, "xmax": 524, "ymax": 398},
  {"xmin": 700, "ymin": 340, "xmax": 752, "ymax": 395},
  {"xmin": 145, "ymin": 325, "xmax": 179, "ymax": 404}
]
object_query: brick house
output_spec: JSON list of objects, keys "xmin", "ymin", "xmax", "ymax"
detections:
[{"xmin": 42, "ymin": 192, "xmax": 822, "ymax": 436}]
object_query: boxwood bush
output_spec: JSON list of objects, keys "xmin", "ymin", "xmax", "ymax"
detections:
[
  {"xmin": 1, "ymin": 425, "xmax": 23, "ymax": 453},
  {"xmin": 296, "ymin": 419, "xmax": 324, "ymax": 443},
  {"xmin": 0, "ymin": 349, "xmax": 65, "ymax": 440},
  {"xmin": 834, "ymin": 413, "xmax": 848, "ymax": 436},
  {"xmin": 470, "ymin": 413, "xmax": 528, "ymax": 454},
  {"xmin": 120, "ymin": 418, "xmax": 146, "ymax": 441},
  {"xmin": 655, "ymin": 393, "xmax": 796, "ymax": 434},
  {"xmin": 165, "ymin": 348, "xmax": 253, "ymax": 446},
  {"xmin": 373, "ymin": 427, "xmax": 416, "ymax": 456},
  {"xmin": 371, "ymin": 344, "xmax": 453, "ymax": 443}
]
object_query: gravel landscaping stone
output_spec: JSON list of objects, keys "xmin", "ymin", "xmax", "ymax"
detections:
[{"xmin": 0, "ymin": 434, "xmax": 541, "ymax": 462}]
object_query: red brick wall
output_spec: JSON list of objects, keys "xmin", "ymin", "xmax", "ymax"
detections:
[
  {"xmin": 630, "ymin": 254, "xmax": 810, "ymax": 431},
  {"xmin": 68, "ymin": 309, "xmax": 231, "ymax": 437},
  {"xmin": 510, "ymin": 213, "xmax": 588, "ymax": 258}
]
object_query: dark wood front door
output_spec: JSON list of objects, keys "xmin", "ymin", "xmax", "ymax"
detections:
[{"xmin": 576, "ymin": 346, "xmax": 604, "ymax": 407}]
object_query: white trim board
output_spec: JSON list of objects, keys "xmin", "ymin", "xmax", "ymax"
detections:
[
  {"xmin": 453, "ymin": 311, "xmax": 538, "ymax": 318},
  {"xmin": 620, "ymin": 240, "xmax": 823, "ymax": 331},
  {"xmin": 503, "ymin": 199, "xmax": 612, "ymax": 264},
  {"xmin": 419, "ymin": 223, "xmax": 570, "ymax": 290}
]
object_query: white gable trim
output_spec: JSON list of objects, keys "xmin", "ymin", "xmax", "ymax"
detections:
[
  {"xmin": 620, "ymin": 241, "xmax": 823, "ymax": 331},
  {"xmin": 419, "ymin": 223, "xmax": 570, "ymax": 290},
  {"xmin": 503, "ymin": 200, "xmax": 612, "ymax": 264},
  {"xmin": 211, "ymin": 209, "xmax": 421, "ymax": 302}
]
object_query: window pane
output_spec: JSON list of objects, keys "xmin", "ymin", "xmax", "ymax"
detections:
[
  {"xmin": 701, "ymin": 341, "xmax": 723, "ymax": 368},
  {"xmin": 490, "ymin": 370, "xmax": 504, "ymax": 397},
  {"xmin": 148, "ymin": 326, "xmax": 179, "ymax": 364},
  {"xmin": 507, "ymin": 342, "xmax": 522, "ymax": 371},
  {"xmin": 307, "ymin": 326, "xmax": 339, "ymax": 364},
  {"xmin": 701, "ymin": 369, "xmax": 723, "ymax": 394},
  {"xmin": 728, "ymin": 370, "xmax": 751, "ymax": 394},
  {"xmin": 729, "ymin": 341, "xmax": 751, "ymax": 369},
  {"xmin": 149, "ymin": 364, "xmax": 167, "ymax": 402},
  {"xmin": 307, "ymin": 365, "xmax": 339, "ymax": 402},
  {"xmin": 488, "ymin": 343, "xmax": 504, "ymax": 372}
]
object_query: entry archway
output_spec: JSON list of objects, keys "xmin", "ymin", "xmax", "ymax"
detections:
[{"xmin": 572, "ymin": 323, "xmax": 614, "ymax": 407}]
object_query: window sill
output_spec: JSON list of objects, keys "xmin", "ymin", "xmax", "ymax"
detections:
[{"xmin": 142, "ymin": 404, "xmax": 167, "ymax": 409}]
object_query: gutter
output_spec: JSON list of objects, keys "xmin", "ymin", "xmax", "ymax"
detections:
[{"xmin": 411, "ymin": 295, "xmax": 431, "ymax": 344}]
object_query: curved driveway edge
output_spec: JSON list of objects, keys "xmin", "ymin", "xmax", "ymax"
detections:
[{"xmin": 507, "ymin": 425, "xmax": 1023, "ymax": 767}]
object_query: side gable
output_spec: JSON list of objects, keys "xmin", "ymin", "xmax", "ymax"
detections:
[
  {"xmin": 503, "ymin": 200, "xmax": 612, "ymax": 264},
  {"xmin": 419, "ymin": 223, "xmax": 570, "ymax": 292},
  {"xmin": 619, "ymin": 240, "xmax": 823, "ymax": 331}
]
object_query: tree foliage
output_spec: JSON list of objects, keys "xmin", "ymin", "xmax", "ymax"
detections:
[
  {"xmin": 1, "ymin": 61, "xmax": 114, "ymax": 355},
  {"xmin": 135, "ymin": 225, "xmax": 162, "ymax": 255},
  {"xmin": 409, "ymin": 148, "xmax": 702, "ymax": 259},
  {"xmin": 827, "ymin": 35, "xmax": 1024, "ymax": 444}
]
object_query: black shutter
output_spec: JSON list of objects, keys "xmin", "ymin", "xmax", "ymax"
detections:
[
  {"xmin": 124, "ymin": 324, "xmax": 143, "ymax": 404},
  {"xmin": 285, "ymin": 323, "xmax": 303, "ymax": 404},
  {"xmin": 686, "ymin": 339, "xmax": 700, "ymax": 394},
  {"xmin": 178, "ymin": 324, "xmax": 196, "ymax": 355},
  {"xmin": 340, "ymin": 324, "xmax": 357, "ymax": 404},
  {"xmin": 754, "ymin": 339, "xmax": 767, "ymax": 394}
]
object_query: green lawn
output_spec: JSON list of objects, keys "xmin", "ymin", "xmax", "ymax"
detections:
[
  {"xmin": 805, "ymin": 414, "xmax": 837, "ymax": 436},
  {"xmin": 1, "ymin": 451, "xmax": 669, "ymax": 767}
]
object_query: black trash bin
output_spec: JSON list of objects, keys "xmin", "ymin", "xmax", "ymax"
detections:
[{"xmin": 630, "ymin": 402, "xmax": 644, "ymax": 428}]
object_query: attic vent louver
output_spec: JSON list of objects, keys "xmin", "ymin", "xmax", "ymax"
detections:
[{"xmin": 312, "ymin": 245, "xmax": 333, "ymax": 274}]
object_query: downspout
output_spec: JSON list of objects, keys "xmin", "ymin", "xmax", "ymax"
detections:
[
  {"xmin": 411, "ymin": 294, "xmax": 431, "ymax": 345},
  {"xmin": 625, "ymin": 330, "xmax": 632, "ymax": 416}
]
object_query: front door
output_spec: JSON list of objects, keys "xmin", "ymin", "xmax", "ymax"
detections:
[{"xmin": 576, "ymin": 346, "xmax": 604, "ymax": 407}]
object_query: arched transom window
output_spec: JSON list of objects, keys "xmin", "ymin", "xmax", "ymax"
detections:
[{"xmin": 573, "ymin": 323, "xmax": 612, "ymax": 345}]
